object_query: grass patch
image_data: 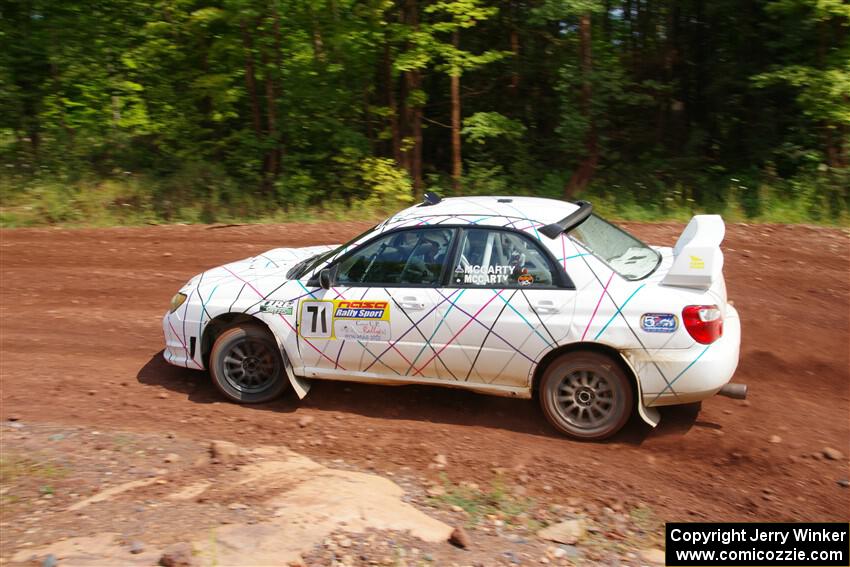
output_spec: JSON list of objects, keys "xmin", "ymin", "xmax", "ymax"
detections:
[
  {"xmin": 1, "ymin": 169, "xmax": 848, "ymax": 228},
  {"xmin": 0, "ymin": 177, "xmax": 393, "ymax": 228},
  {"xmin": 0, "ymin": 454, "xmax": 68, "ymax": 483},
  {"xmin": 629, "ymin": 504, "xmax": 660, "ymax": 533},
  {"xmin": 111, "ymin": 433, "xmax": 137, "ymax": 452},
  {"xmin": 427, "ymin": 475, "xmax": 537, "ymax": 528}
]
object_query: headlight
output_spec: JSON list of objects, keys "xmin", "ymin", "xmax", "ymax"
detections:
[{"xmin": 170, "ymin": 292, "xmax": 188, "ymax": 313}]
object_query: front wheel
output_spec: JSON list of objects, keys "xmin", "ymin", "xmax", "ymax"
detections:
[
  {"xmin": 209, "ymin": 324, "xmax": 289, "ymax": 403},
  {"xmin": 539, "ymin": 351, "xmax": 633, "ymax": 440}
]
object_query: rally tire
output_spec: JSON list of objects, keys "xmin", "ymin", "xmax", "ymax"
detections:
[
  {"xmin": 539, "ymin": 351, "xmax": 633, "ymax": 440},
  {"xmin": 209, "ymin": 324, "xmax": 290, "ymax": 404}
]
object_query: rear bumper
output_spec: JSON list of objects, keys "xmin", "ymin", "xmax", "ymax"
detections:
[{"xmin": 627, "ymin": 305, "xmax": 741, "ymax": 407}]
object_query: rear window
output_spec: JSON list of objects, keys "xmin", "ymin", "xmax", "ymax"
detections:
[
  {"xmin": 570, "ymin": 214, "xmax": 660, "ymax": 280},
  {"xmin": 451, "ymin": 228, "xmax": 556, "ymax": 288}
]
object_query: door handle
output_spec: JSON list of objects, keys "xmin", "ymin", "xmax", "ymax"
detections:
[
  {"xmin": 533, "ymin": 300, "xmax": 559, "ymax": 314},
  {"xmin": 399, "ymin": 296, "xmax": 427, "ymax": 311}
]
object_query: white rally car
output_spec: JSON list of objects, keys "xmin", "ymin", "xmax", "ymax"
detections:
[{"xmin": 163, "ymin": 195, "xmax": 743, "ymax": 440}]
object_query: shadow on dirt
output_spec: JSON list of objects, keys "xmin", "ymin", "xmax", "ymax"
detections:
[{"xmin": 137, "ymin": 351, "xmax": 699, "ymax": 445}]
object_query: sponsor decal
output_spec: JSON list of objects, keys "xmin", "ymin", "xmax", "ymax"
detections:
[
  {"xmin": 689, "ymin": 255, "xmax": 705, "ymax": 269},
  {"xmin": 335, "ymin": 320, "xmax": 391, "ymax": 342},
  {"xmin": 333, "ymin": 300, "xmax": 389, "ymax": 320},
  {"xmin": 299, "ymin": 299, "xmax": 390, "ymax": 339},
  {"xmin": 455, "ymin": 264, "xmax": 514, "ymax": 285},
  {"xmin": 260, "ymin": 300, "xmax": 294, "ymax": 315},
  {"xmin": 641, "ymin": 313, "xmax": 678, "ymax": 333}
]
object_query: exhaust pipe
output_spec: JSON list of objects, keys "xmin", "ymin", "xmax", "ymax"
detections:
[{"xmin": 717, "ymin": 383, "xmax": 748, "ymax": 400}]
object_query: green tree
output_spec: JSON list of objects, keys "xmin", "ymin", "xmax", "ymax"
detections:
[{"xmin": 423, "ymin": 0, "xmax": 506, "ymax": 191}]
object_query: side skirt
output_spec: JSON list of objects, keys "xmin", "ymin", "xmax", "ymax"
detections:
[{"xmin": 299, "ymin": 367, "xmax": 531, "ymax": 399}]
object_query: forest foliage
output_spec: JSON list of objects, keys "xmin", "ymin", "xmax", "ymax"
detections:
[{"xmin": 0, "ymin": 0, "xmax": 848, "ymax": 226}]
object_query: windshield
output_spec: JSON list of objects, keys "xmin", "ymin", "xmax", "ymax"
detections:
[
  {"xmin": 286, "ymin": 225, "xmax": 377, "ymax": 279},
  {"xmin": 569, "ymin": 214, "xmax": 660, "ymax": 280}
]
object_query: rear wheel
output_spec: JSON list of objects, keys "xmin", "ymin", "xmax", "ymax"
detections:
[
  {"xmin": 209, "ymin": 324, "xmax": 289, "ymax": 403},
  {"xmin": 539, "ymin": 351, "xmax": 633, "ymax": 440}
]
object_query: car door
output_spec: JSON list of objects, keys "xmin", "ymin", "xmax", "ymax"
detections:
[
  {"xmin": 297, "ymin": 227, "xmax": 457, "ymax": 381},
  {"xmin": 433, "ymin": 227, "xmax": 574, "ymax": 388}
]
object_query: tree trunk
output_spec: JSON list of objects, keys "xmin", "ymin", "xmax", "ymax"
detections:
[
  {"xmin": 240, "ymin": 21, "xmax": 263, "ymax": 138},
  {"xmin": 450, "ymin": 72, "xmax": 462, "ymax": 191},
  {"xmin": 510, "ymin": 28, "xmax": 520, "ymax": 91},
  {"xmin": 260, "ymin": 8, "xmax": 283, "ymax": 192},
  {"xmin": 565, "ymin": 13, "xmax": 598, "ymax": 198},
  {"xmin": 451, "ymin": 31, "xmax": 462, "ymax": 193},
  {"xmin": 410, "ymin": 71, "xmax": 424, "ymax": 196},
  {"xmin": 401, "ymin": 0, "xmax": 423, "ymax": 196},
  {"xmin": 48, "ymin": 29, "xmax": 73, "ymax": 142},
  {"xmin": 624, "ymin": 0, "xmax": 635, "ymax": 72},
  {"xmin": 413, "ymin": 119, "xmax": 423, "ymax": 194},
  {"xmin": 401, "ymin": 70, "xmax": 424, "ymax": 195},
  {"xmin": 818, "ymin": 20, "xmax": 844, "ymax": 168},
  {"xmin": 658, "ymin": 0, "xmax": 677, "ymax": 147},
  {"xmin": 399, "ymin": 68, "xmax": 411, "ymax": 173},
  {"xmin": 384, "ymin": 41, "xmax": 401, "ymax": 163},
  {"xmin": 603, "ymin": 0, "xmax": 611, "ymax": 39},
  {"xmin": 309, "ymin": 5, "xmax": 326, "ymax": 62}
]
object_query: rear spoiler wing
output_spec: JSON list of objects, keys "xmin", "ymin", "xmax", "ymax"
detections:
[
  {"xmin": 540, "ymin": 201, "xmax": 593, "ymax": 239},
  {"xmin": 662, "ymin": 215, "xmax": 725, "ymax": 290}
]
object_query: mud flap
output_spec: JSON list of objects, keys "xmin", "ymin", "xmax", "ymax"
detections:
[
  {"xmin": 273, "ymin": 336, "xmax": 311, "ymax": 399},
  {"xmin": 619, "ymin": 352, "xmax": 661, "ymax": 428},
  {"xmin": 637, "ymin": 394, "xmax": 661, "ymax": 428}
]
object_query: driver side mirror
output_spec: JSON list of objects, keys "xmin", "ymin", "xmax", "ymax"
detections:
[{"xmin": 318, "ymin": 268, "xmax": 332, "ymax": 290}]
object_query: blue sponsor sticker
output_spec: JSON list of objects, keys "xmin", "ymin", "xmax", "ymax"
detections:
[{"xmin": 641, "ymin": 313, "xmax": 678, "ymax": 333}]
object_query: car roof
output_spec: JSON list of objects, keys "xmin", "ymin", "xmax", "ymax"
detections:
[{"xmin": 385, "ymin": 196, "xmax": 580, "ymax": 228}]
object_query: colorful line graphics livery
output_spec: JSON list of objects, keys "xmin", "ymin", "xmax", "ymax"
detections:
[{"xmin": 163, "ymin": 195, "xmax": 742, "ymax": 440}]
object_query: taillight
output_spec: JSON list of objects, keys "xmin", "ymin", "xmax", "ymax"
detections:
[{"xmin": 682, "ymin": 305, "xmax": 723, "ymax": 344}]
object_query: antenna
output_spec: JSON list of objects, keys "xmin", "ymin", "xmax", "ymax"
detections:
[{"xmin": 421, "ymin": 191, "xmax": 442, "ymax": 206}]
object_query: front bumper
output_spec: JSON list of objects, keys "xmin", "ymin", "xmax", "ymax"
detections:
[
  {"xmin": 162, "ymin": 310, "xmax": 204, "ymax": 370},
  {"xmin": 627, "ymin": 304, "xmax": 741, "ymax": 407}
]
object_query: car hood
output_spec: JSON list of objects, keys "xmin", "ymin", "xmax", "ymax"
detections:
[{"xmin": 182, "ymin": 244, "xmax": 339, "ymax": 292}]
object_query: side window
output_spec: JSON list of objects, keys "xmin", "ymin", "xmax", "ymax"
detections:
[
  {"xmin": 335, "ymin": 228, "xmax": 454, "ymax": 286},
  {"xmin": 451, "ymin": 229, "xmax": 556, "ymax": 288}
]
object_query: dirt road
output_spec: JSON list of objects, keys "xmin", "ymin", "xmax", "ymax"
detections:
[{"xmin": 1, "ymin": 221, "xmax": 848, "ymax": 529}]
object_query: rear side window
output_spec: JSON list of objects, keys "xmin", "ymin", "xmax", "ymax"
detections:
[
  {"xmin": 451, "ymin": 228, "xmax": 556, "ymax": 288},
  {"xmin": 335, "ymin": 228, "xmax": 454, "ymax": 286}
]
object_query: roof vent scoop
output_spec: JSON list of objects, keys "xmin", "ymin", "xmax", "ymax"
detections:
[
  {"xmin": 540, "ymin": 200, "xmax": 593, "ymax": 239},
  {"xmin": 420, "ymin": 191, "xmax": 442, "ymax": 206}
]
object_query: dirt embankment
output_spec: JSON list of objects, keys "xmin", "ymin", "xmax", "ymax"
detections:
[{"xmin": 1, "ymin": 221, "xmax": 848, "ymax": 564}]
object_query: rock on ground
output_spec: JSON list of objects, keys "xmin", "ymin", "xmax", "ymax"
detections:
[
  {"xmin": 640, "ymin": 548, "xmax": 666, "ymax": 565},
  {"xmin": 208, "ymin": 440, "xmax": 244, "ymax": 464},
  {"xmin": 823, "ymin": 447, "xmax": 845, "ymax": 461},
  {"xmin": 297, "ymin": 415, "xmax": 314, "ymax": 428},
  {"xmin": 158, "ymin": 542, "xmax": 197, "ymax": 566},
  {"xmin": 537, "ymin": 519, "xmax": 586, "ymax": 545},
  {"xmin": 448, "ymin": 526, "xmax": 472, "ymax": 549}
]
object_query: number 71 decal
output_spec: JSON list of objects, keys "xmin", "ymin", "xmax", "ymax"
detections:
[{"xmin": 299, "ymin": 300, "xmax": 333, "ymax": 338}]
